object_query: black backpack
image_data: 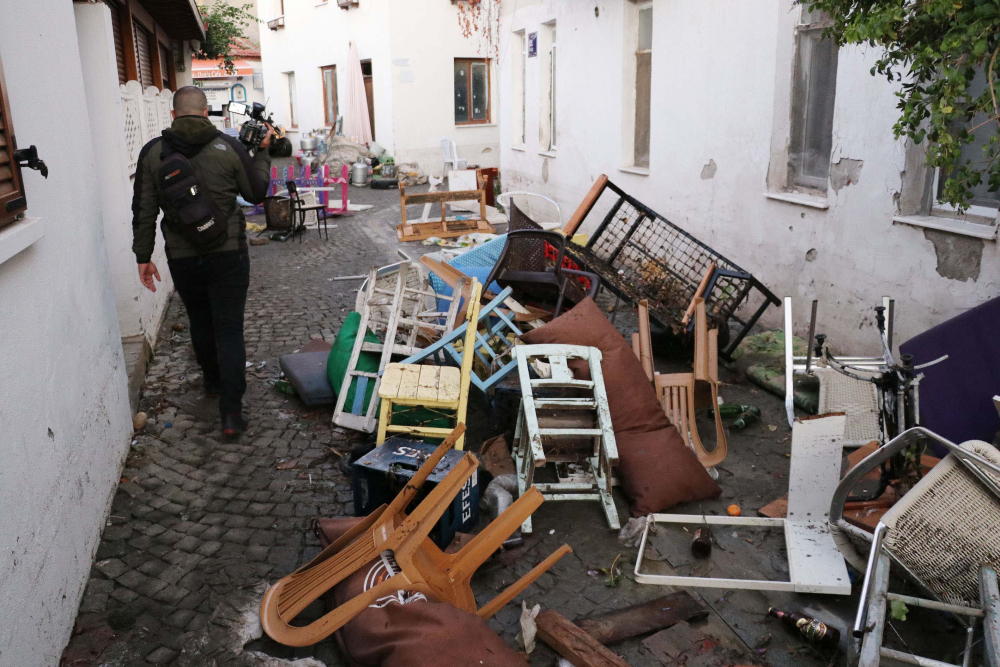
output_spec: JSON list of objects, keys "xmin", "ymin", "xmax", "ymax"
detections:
[{"xmin": 158, "ymin": 137, "xmax": 229, "ymax": 250}]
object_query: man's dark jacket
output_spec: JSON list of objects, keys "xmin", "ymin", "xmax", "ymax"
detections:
[{"xmin": 131, "ymin": 115, "xmax": 271, "ymax": 263}]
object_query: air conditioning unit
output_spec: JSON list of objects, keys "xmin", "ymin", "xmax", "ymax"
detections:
[
  {"xmin": 337, "ymin": 0, "xmax": 358, "ymax": 8},
  {"xmin": 267, "ymin": 16, "xmax": 285, "ymax": 30}
]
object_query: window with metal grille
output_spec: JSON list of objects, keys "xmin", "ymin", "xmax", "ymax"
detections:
[
  {"xmin": 454, "ymin": 58, "xmax": 490, "ymax": 125},
  {"xmin": 0, "ymin": 51, "xmax": 27, "ymax": 230},
  {"xmin": 133, "ymin": 21, "xmax": 154, "ymax": 89}
]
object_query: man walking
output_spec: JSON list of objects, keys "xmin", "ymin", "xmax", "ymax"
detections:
[{"xmin": 132, "ymin": 86, "xmax": 272, "ymax": 438}]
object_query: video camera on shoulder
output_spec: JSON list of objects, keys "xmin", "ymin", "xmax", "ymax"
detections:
[{"xmin": 228, "ymin": 101, "xmax": 274, "ymax": 150}]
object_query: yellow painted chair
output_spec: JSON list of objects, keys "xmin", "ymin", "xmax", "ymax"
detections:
[{"xmin": 376, "ymin": 279, "xmax": 482, "ymax": 450}]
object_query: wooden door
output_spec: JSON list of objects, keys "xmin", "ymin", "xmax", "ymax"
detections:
[{"xmin": 361, "ymin": 59, "xmax": 374, "ymax": 141}]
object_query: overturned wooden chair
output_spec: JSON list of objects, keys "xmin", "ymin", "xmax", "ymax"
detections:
[
  {"xmin": 334, "ymin": 261, "xmax": 465, "ymax": 433},
  {"xmin": 635, "ymin": 297, "xmax": 728, "ymax": 471},
  {"xmin": 513, "ymin": 344, "xmax": 620, "ymax": 533},
  {"xmin": 830, "ymin": 428, "xmax": 1000, "ymax": 667},
  {"xmin": 260, "ymin": 425, "xmax": 572, "ymax": 647}
]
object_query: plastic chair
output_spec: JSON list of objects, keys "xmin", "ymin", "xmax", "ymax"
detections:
[
  {"xmin": 496, "ymin": 191, "xmax": 563, "ymax": 230},
  {"xmin": 484, "ymin": 223, "xmax": 599, "ymax": 318},
  {"xmin": 286, "ymin": 180, "xmax": 331, "ymax": 241},
  {"xmin": 650, "ymin": 297, "xmax": 728, "ymax": 471},
  {"xmin": 260, "ymin": 425, "xmax": 573, "ymax": 647},
  {"xmin": 830, "ymin": 428, "xmax": 1000, "ymax": 666},
  {"xmin": 440, "ymin": 138, "xmax": 467, "ymax": 172}
]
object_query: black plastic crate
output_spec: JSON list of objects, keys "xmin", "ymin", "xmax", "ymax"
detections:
[{"xmin": 352, "ymin": 436, "xmax": 479, "ymax": 548}]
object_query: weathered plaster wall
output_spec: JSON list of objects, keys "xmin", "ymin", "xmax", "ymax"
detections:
[
  {"xmin": 257, "ymin": 0, "xmax": 499, "ymax": 177},
  {"xmin": 499, "ymin": 0, "xmax": 999, "ymax": 348},
  {"xmin": 77, "ymin": 2, "xmax": 174, "ymax": 344},
  {"xmin": 0, "ymin": 2, "xmax": 134, "ymax": 664}
]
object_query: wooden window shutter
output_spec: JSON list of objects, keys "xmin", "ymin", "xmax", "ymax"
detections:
[
  {"xmin": 133, "ymin": 22, "xmax": 154, "ymax": 88},
  {"xmin": 0, "ymin": 50, "xmax": 26, "ymax": 230},
  {"xmin": 158, "ymin": 43, "xmax": 171, "ymax": 90},
  {"xmin": 106, "ymin": 0, "xmax": 127, "ymax": 85}
]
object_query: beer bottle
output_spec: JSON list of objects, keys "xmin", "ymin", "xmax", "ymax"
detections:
[{"xmin": 767, "ymin": 607, "xmax": 841, "ymax": 648}]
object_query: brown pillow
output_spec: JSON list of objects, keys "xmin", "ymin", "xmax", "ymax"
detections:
[
  {"xmin": 616, "ymin": 426, "xmax": 722, "ymax": 516},
  {"xmin": 314, "ymin": 518, "xmax": 529, "ymax": 667},
  {"xmin": 520, "ymin": 297, "xmax": 670, "ymax": 434}
]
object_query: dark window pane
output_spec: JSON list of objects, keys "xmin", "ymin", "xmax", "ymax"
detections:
[
  {"xmin": 634, "ymin": 51, "xmax": 651, "ymax": 167},
  {"xmin": 938, "ymin": 68, "xmax": 1000, "ymax": 208},
  {"xmin": 454, "ymin": 61, "xmax": 469, "ymax": 123},
  {"xmin": 789, "ymin": 30, "xmax": 838, "ymax": 188},
  {"xmin": 471, "ymin": 61, "xmax": 488, "ymax": 121}
]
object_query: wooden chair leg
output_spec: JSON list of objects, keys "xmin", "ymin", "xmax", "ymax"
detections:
[
  {"xmin": 376, "ymin": 397, "xmax": 391, "ymax": 445},
  {"xmin": 476, "ymin": 544, "xmax": 573, "ymax": 619},
  {"xmin": 443, "ymin": 487, "xmax": 546, "ymax": 582}
]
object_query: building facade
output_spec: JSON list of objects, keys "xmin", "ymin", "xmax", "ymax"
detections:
[
  {"xmin": 193, "ymin": 38, "xmax": 267, "ymax": 132},
  {"xmin": 258, "ymin": 0, "xmax": 500, "ymax": 176},
  {"xmin": 498, "ymin": 0, "xmax": 999, "ymax": 348},
  {"xmin": 0, "ymin": 1, "xmax": 203, "ymax": 663}
]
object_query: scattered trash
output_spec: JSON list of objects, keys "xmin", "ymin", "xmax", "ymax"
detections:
[
  {"xmin": 333, "ymin": 274, "xmax": 366, "ymax": 281},
  {"xmin": 727, "ymin": 504, "xmax": 742, "ymax": 517},
  {"xmin": 276, "ymin": 459, "xmax": 298, "ymax": 470},
  {"xmin": 132, "ymin": 412, "xmax": 147, "ymax": 431},
  {"xmin": 274, "ymin": 379, "xmax": 295, "ymax": 395},
  {"xmin": 575, "ymin": 592, "xmax": 709, "ymax": 644},
  {"xmin": 245, "ymin": 361, "xmax": 254, "ymax": 368},
  {"xmin": 256, "ymin": 360, "xmax": 267, "ymax": 371},
  {"xmin": 890, "ymin": 599, "xmax": 909, "ymax": 621},
  {"xmin": 767, "ymin": 607, "xmax": 841, "ymax": 648},
  {"xmin": 603, "ymin": 554, "xmax": 624, "ymax": 587},
  {"xmin": 733, "ymin": 410, "xmax": 761, "ymax": 429},
  {"xmin": 710, "ymin": 403, "xmax": 760, "ymax": 418},
  {"xmin": 164, "ymin": 422, "xmax": 172, "ymax": 429},
  {"xmin": 619, "ymin": 515, "xmax": 654, "ymax": 548},
  {"xmin": 171, "ymin": 322, "xmax": 185, "ymax": 332},
  {"xmin": 248, "ymin": 236, "xmax": 269, "ymax": 246},
  {"xmin": 516, "ymin": 602, "xmax": 541, "ymax": 654},
  {"xmin": 691, "ymin": 526, "xmax": 713, "ymax": 558}
]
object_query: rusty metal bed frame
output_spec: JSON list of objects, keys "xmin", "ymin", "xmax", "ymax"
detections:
[{"xmin": 563, "ymin": 176, "xmax": 780, "ymax": 359}]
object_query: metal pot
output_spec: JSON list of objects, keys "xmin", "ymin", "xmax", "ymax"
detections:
[
  {"xmin": 299, "ymin": 136, "xmax": 319, "ymax": 151},
  {"xmin": 352, "ymin": 160, "xmax": 370, "ymax": 186}
]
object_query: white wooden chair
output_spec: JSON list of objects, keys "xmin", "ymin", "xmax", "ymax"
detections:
[
  {"xmin": 513, "ymin": 344, "xmax": 620, "ymax": 533},
  {"xmin": 440, "ymin": 138, "xmax": 467, "ymax": 172}
]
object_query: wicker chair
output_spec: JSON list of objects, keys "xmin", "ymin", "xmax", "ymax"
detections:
[{"xmin": 829, "ymin": 428, "xmax": 1000, "ymax": 666}]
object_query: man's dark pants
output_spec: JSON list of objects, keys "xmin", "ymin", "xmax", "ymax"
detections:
[{"xmin": 167, "ymin": 249, "xmax": 250, "ymax": 415}]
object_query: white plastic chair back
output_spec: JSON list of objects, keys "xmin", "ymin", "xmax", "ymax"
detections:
[
  {"xmin": 440, "ymin": 139, "xmax": 466, "ymax": 171},
  {"xmin": 496, "ymin": 191, "xmax": 562, "ymax": 230}
]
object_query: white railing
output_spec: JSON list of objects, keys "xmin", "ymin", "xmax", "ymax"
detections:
[{"xmin": 120, "ymin": 80, "xmax": 173, "ymax": 176}]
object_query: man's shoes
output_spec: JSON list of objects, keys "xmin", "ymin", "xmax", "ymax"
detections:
[{"xmin": 221, "ymin": 413, "xmax": 249, "ymax": 439}]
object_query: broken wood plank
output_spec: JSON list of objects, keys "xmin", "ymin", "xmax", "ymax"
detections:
[
  {"xmin": 402, "ymin": 188, "xmax": 483, "ymax": 205},
  {"xmin": 575, "ymin": 592, "xmax": 709, "ymax": 645},
  {"xmin": 536, "ymin": 610, "xmax": 631, "ymax": 667},
  {"xmin": 563, "ymin": 174, "xmax": 608, "ymax": 236}
]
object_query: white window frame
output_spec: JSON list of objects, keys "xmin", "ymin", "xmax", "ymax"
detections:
[
  {"xmin": 619, "ymin": 1, "xmax": 652, "ymax": 174},
  {"xmin": 511, "ymin": 30, "xmax": 527, "ymax": 148},
  {"xmin": 788, "ymin": 8, "xmax": 837, "ymax": 192},
  {"xmin": 285, "ymin": 71, "xmax": 297, "ymax": 129}
]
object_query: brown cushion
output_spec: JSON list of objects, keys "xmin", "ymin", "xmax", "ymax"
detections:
[
  {"xmin": 520, "ymin": 297, "xmax": 670, "ymax": 434},
  {"xmin": 616, "ymin": 427, "xmax": 722, "ymax": 516},
  {"xmin": 315, "ymin": 518, "xmax": 529, "ymax": 667}
]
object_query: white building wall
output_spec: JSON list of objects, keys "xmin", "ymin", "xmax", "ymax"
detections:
[
  {"xmin": 499, "ymin": 0, "xmax": 999, "ymax": 349},
  {"xmin": 258, "ymin": 0, "xmax": 499, "ymax": 177},
  {"xmin": 76, "ymin": 2, "xmax": 174, "ymax": 343},
  {"xmin": 0, "ymin": 1, "xmax": 134, "ymax": 664}
]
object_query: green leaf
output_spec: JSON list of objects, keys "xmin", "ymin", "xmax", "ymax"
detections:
[{"xmin": 890, "ymin": 600, "xmax": 909, "ymax": 621}]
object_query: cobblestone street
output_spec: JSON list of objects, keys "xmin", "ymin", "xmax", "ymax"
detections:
[{"xmin": 61, "ymin": 191, "xmax": 873, "ymax": 667}]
